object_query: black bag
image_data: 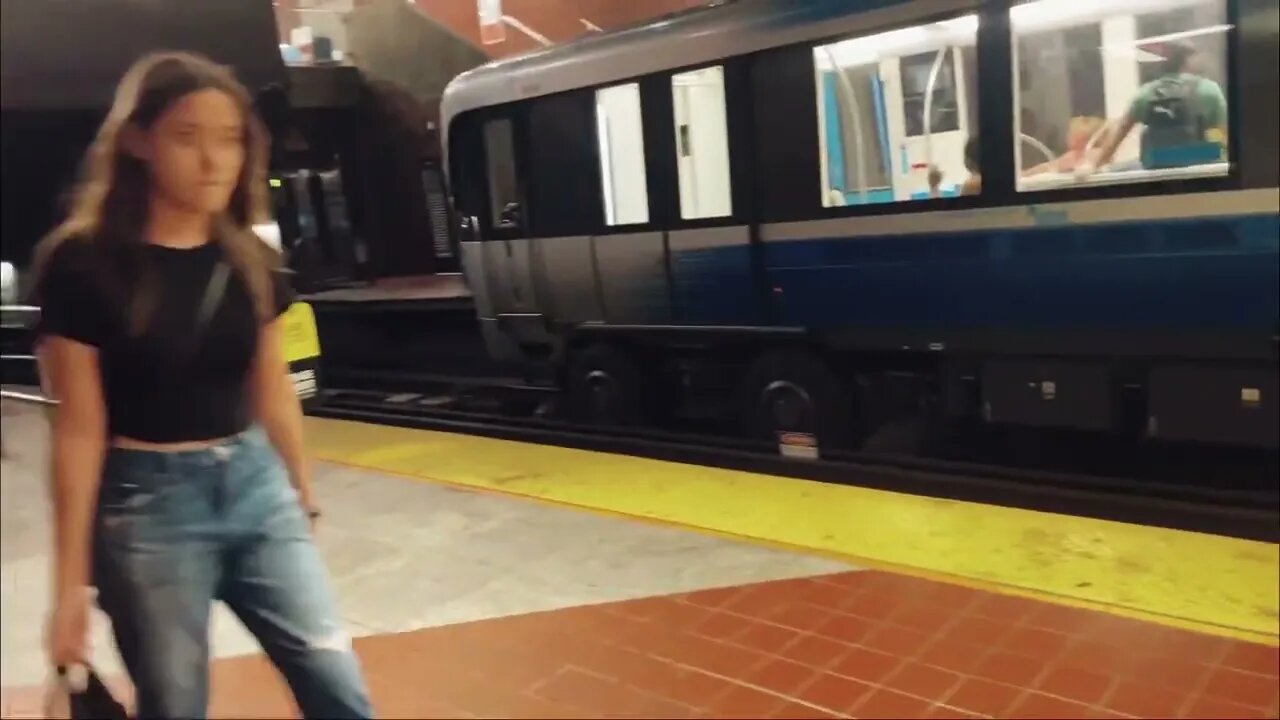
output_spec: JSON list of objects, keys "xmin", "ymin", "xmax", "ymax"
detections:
[
  {"xmin": 1140, "ymin": 75, "xmax": 1204, "ymax": 165},
  {"xmin": 45, "ymin": 664, "xmax": 130, "ymax": 720}
]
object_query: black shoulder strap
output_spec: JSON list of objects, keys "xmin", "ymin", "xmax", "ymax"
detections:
[{"xmin": 184, "ymin": 261, "xmax": 230, "ymax": 356}]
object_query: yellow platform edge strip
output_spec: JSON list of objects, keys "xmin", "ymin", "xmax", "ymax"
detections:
[{"xmin": 304, "ymin": 417, "xmax": 1279, "ymax": 645}]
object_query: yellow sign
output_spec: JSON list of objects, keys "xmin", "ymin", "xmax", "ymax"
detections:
[{"xmin": 281, "ymin": 302, "xmax": 322, "ymax": 363}]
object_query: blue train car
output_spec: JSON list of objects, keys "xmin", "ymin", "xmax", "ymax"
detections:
[{"xmin": 442, "ymin": 0, "xmax": 1279, "ymax": 450}]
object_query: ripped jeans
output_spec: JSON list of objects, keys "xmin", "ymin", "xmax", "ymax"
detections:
[{"xmin": 92, "ymin": 427, "xmax": 372, "ymax": 720}]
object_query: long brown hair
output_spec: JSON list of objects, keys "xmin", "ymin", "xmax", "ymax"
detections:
[{"xmin": 32, "ymin": 51, "xmax": 279, "ymax": 334}]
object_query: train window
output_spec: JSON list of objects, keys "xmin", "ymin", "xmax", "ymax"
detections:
[
  {"xmin": 527, "ymin": 91, "xmax": 602, "ymax": 236},
  {"xmin": 813, "ymin": 15, "xmax": 980, "ymax": 208},
  {"xmin": 1012, "ymin": 0, "xmax": 1231, "ymax": 193},
  {"xmin": 595, "ymin": 82, "xmax": 651, "ymax": 226},
  {"xmin": 671, "ymin": 66, "xmax": 733, "ymax": 220},
  {"xmin": 483, "ymin": 117, "xmax": 522, "ymax": 229}
]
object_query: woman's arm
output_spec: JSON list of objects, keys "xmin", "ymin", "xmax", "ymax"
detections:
[
  {"xmin": 42, "ymin": 336, "xmax": 108, "ymax": 599},
  {"xmin": 251, "ymin": 316, "xmax": 317, "ymax": 518}
]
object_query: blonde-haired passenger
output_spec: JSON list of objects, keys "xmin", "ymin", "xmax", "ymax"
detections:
[{"xmin": 1022, "ymin": 116, "xmax": 1108, "ymax": 177}]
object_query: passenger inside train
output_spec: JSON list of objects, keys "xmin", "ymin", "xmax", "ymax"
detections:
[
  {"xmin": 1077, "ymin": 39, "xmax": 1228, "ymax": 178},
  {"xmin": 815, "ymin": 0, "xmax": 1233, "ymax": 203},
  {"xmin": 1021, "ymin": 115, "xmax": 1107, "ymax": 177}
]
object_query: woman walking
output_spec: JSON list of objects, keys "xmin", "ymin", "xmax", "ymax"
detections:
[{"xmin": 34, "ymin": 51, "xmax": 372, "ymax": 719}]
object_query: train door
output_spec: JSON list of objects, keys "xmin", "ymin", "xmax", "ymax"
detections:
[
  {"xmin": 650, "ymin": 62, "xmax": 760, "ymax": 325},
  {"xmin": 477, "ymin": 112, "xmax": 541, "ymax": 318},
  {"xmin": 589, "ymin": 80, "xmax": 671, "ymax": 325}
]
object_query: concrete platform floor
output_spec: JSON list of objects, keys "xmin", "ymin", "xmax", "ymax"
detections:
[{"xmin": 1, "ymin": 398, "xmax": 1277, "ymax": 718}]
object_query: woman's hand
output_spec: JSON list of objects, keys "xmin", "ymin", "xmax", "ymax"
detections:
[{"xmin": 46, "ymin": 587, "xmax": 92, "ymax": 669}]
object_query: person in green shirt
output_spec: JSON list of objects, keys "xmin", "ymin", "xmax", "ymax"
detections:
[{"xmin": 1077, "ymin": 40, "xmax": 1227, "ymax": 177}]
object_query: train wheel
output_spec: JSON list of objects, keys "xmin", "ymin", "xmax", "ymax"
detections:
[
  {"xmin": 738, "ymin": 349, "xmax": 856, "ymax": 451},
  {"xmin": 568, "ymin": 344, "xmax": 653, "ymax": 426}
]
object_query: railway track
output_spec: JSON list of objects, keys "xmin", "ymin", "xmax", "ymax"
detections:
[
  {"xmin": 312, "ymin": 382, "xmax": 1280, "ymax": 545},
  {"xmin": 6, "ymin": 319, "xmax": 1276, "ymax": 543}
]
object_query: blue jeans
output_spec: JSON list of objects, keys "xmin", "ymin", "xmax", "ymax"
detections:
[{"xmin": 92, "ymin": 427, "xmax": 373, "ymax": 719}]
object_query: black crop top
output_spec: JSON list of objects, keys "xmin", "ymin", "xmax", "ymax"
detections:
[{"xmin": 35, "ymin": 239, "xmax": 295, "ymax": 443}]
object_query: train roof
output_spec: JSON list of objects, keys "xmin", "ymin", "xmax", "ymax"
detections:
[{"xmin": 440, "ymin": 0, "xmax": 929, "ymax": 127}]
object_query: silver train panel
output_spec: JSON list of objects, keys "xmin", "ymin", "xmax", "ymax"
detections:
[
  {"xmin": 482, "ymin": 238, "xmax": 541, "ymax": 315},
  {"xmin": 458, "ymin": 241, "xmax": 496, "ymax": 319},
  {"xmin": 477, "ymin": 317, "xmax": 524, "ymax": 363},
  {"xmin": 532, "ymin": 235, "xmax": 603, "ymax": 324},
  {"xmin": 592, "ymin": 231, "xmax": 671, "ymax": 324},
  {"xmin": 668, "ymin": 226, "xmax": 751, "ymax": 252}
]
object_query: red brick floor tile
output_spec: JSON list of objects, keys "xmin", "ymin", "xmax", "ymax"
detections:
[
  {"xmin": 734, "ymin": 618, "xmax": 806, "ymax": 654},
  {"xmin": 1001, "ymin": 625, "xmax": 1073, "ymax": 660},
  {"xmin": 633, "ymin": 696, "xmax": 703, "ymax": 719},
  {"xmin": 1202, "ymin": 665, "xmax": 1280, "ymax": 710},
  {"xmin": 658, "ymin": 666, "xmax": 742, "ymax": 711},
  {"xmin": 1084, "ymin": 709, "xmax": 1134, "ymax": 720},
  {"xmin": 766, "ymin": 602, "xmax": 840, "ymax": 633},
  {"xmin": 10, "ymin": 569, "xmax": 1274, "ymax": 720},
  {"xmin": 1035, "ymin": 663, "xmax": 1115, "ymax": 706},
  {"xmin": 728, "ymin": 581, "xmax": 814, "ymax": 618},
  {"xmin": 1104, "ymin": 679, "xmax": 1192, "ymax": 718},
  {"xmin": 1062, "ymin": 638, "xmax": 1132, "ymax": 676},
  {"xmin": 512, "ymin": 693, "xmax": 613, "ymax": 719},
  {"xmin": 533, "ymin": 667, "xmax": 656, "ymax": 716},
  {"xmin": 922, "ymin": 702, "xmax": 985, "ymax": 719},
  {"xmin": 972, "ymin": 649, "xmax": 1048, "ymax": 687},
  {"xmin": 778, "ymin": 633, "xmax": 855, "ymax": 670},
  {"xmin": 921, "ymin": 581, "xmax": 984, "ymax": 610},
  {"xmin": 746, "ymin": 657, "xmax": 823, "ymax": 697},
  {"xmin": 816, "ymin": 611, "xmax": 875, "ymax": 646},
  {"xmin": 970, "ymin": 591, "xmax": 1042, "ymax": 625},
  {"xmin": 830, "ymin": 645, "xmax": 904, "ymax": 684},
  {"xmin": 708, "ymin": 682, "xmax": 787, "ymax": 718},
  {"xmin": 860, "ymin": 623, "xmax": 936, "ymax": 659},
  {"xmin": 892, "ymin": 603, "xmax": 958, "ymax": 634},
  {"xmin": 941, "ymin": 614, "xmax": 1012, "ymax": 648},
  {"xmin": 656, "ymin": 632, "xmax": 770, "ymax": 678},
  {"xmin": 793, "ymin": 671, "xmax": 874, "ymax": 715},
  {"xmin": 814, "ymin": 571, "xmax": 869, "ymax": 589},
  {"xmin": 207, "ymin": 654, "xmax": 294, "ymax": 718},
  {"xmin": 1008, "ymin": 690, "xmax": 1094, "ymax": 719},
  {"xmin": 1026, "ymin": 604, "xmax": 1102, "ymax": 636},
  {"xmin": 590, "ymin": 645, "xmax": 688, "ymax": 696},
  {"xmin": 945, "ymin": 677, "xmax": 1025, "ymax": 717},
  {"xmin": 678, "ymin": 609, "xmax": 741, "ymax": 642},
  {"xmin": 632, "ymin": 603, "xmax": 715, "ymax": 635},
  {"xmin": 1221, "ymin": 643, "xmax": 1280, "ymax": 678},
  {"xmin": 843, "ymin": 586, "xmax": 907, "ymax": 620},
  {"xmin": 853, "ymin": 687, "xmax": 935, "ymax": 719},
  {"xmin": 916, "ymin": 637, "xmax": 989, "ymax": 675},
  {"xmin": 797, "ymin": 577, "xmax": 862, "ymax": 610},
  {"xmin": 1183, "ymin": 694, "xmax": 1276, "ymax": 720},
  {"xmin": 769, "ymin": 700, "xmax": 844, "ymax": 718},
  {"xmin": 1126, "ymin": 652, "xmax": 1213, "ymax": 691},
  {"xmin": 884, "ymin": 662, "xmax": 964, "ymax": 702},
  {"xmin": 1154, "ymin": 627, "xmax": 1234, "ymax": 663}
]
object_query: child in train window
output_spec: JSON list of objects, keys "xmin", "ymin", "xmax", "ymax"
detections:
[
  {"xmin": 1078, "ymin": 40, "xmax": 1227, "ymax": 176},
  {"xmin": 1022, "ymin": 116, "xmax": 1107, "ymax": 177},
  {"xmin": 925, "ymin": 136, "xmax": 980, "ymax": 198}
]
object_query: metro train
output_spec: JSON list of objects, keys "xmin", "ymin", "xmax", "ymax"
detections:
[{"xmin": 440, "ymin": 0, "xmax": 1279, "ymax": 452}]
